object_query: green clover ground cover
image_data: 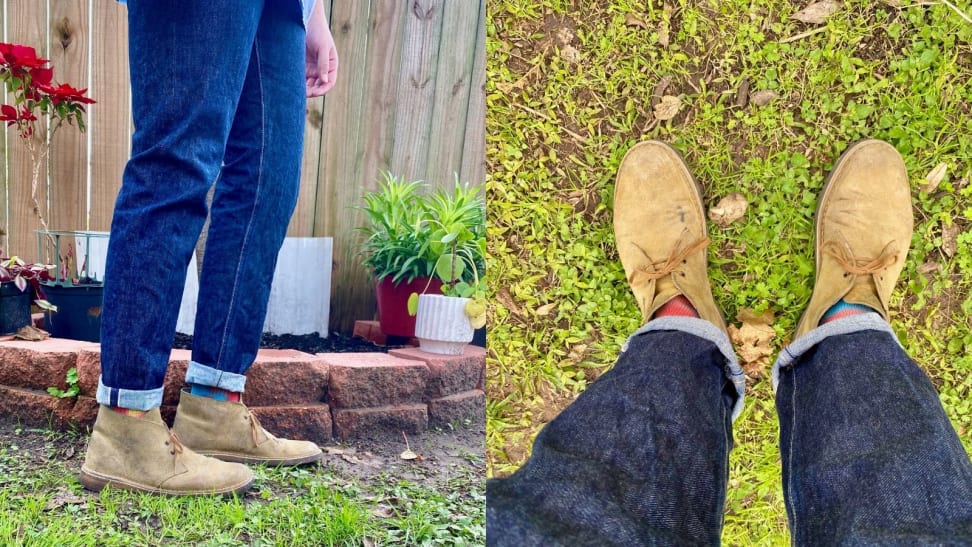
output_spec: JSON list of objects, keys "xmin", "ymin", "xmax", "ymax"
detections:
[{"xmin": 486, "ymin": 0, "xmax": 972, "ymax": 542}]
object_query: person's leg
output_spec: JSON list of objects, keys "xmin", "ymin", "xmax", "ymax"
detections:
[
  {"xmin": 487, "ymin": 322, "xmax": 742, "ymax": 546},
  {"xmin": 84, "ymin": 0, "xmax": 267, "ymax": 495},
  {"xmin": 776, "ymin": 321, "xmax": 972, "ymax": 544},
  {"xmin": 170, "ymin": 1, "xmax": 322, "ymax": 466},
  {"xmin": 487, "ymin": 141, "xmax": 745, "ymax": 546},
  {"xmin": 773, "ymin": 140, "xmax": 972, "ymax": 543},
  {"xmin": 98, "ymin": 0, "xmax": 264, "ymax": 410}
]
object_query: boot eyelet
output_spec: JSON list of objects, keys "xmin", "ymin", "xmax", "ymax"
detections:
[
  {"xmin": 680, "ymin": 272, "xmax": 686, "ymax": 277},
  {"xmin": 682, "ymin": 260, "xmax": 687, "ymax": 264}
]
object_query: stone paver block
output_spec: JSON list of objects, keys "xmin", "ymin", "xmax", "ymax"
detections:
[
  {"xmin": 69, "ymin": 396, "xmax": 99, "ymax": 428},
  {"xmin": 250, "ymin": 404, "xmax": 333, "ymax": 444},
  {"xmin": 0, "ymin": 338, "xmax": 98, "ymax": 392},
  {"xmin": 321, "ymin": 353, "xmax": 429, "ymax": 408},
  {"xmin": 390, "ymin": 346, "xmax": 485, "ymax": 399},
  {"xmin": 244, "ymin": 350, "xmax": 328, "ymax": 406},
  {"xmin": 331, "ymin": 404, "xmax": 428, "ymax": 439},
  {"xmin": 428, "ymin": 390, "xmax": 485, "ymax": 428},
  {"xmin": 0, "ymin": 385, "xmax": 75, "ymax": 429}
]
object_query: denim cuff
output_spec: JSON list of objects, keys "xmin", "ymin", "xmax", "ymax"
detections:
[
  {"xmin": 771, "ymin": 313, "xmax": 901, "ymax": 391},
  {"xmin": 96, "ymin": 376, "xmax": 164, "ymax": 411},
  {"xmin": 623, "ymin": 316, "xmax": 746, "ymax": 421},
  {"xmin": 185, "ymin": 361, "xmax": 247, "ymax": 392}
]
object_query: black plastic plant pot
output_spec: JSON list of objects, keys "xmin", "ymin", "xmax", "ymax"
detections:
[
  {"xmin": 0, "ymin": 281, "xmax": 32, "ymax": 335},
  {"xmin": 42, "ymin": 282, "xmax": 104, "ymax": 342}
]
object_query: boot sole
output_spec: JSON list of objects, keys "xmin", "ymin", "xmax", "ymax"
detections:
[
  {"xmin": 197, "ymin": 450, "xmax": 324, "ymax": 467},
  {"xmin": 79, "ymin": 467, "xmax": 253, "ymax": 496}
]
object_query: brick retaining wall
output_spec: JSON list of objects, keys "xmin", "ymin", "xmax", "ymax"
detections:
[{"xmin": 0, "ymin": 339, "xmax": 485, "ymax": 442}]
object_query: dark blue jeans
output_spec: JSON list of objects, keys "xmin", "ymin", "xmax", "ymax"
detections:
[
  {"xmin": 98, "ymin": 0, "xmax": 306, "ymax": 410},
  {"xmin": 487, "ymin": 316, "xmax": 972, "ymax": 545}
]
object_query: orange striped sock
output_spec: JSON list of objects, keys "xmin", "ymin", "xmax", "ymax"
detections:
[
  {"xmin": 110, "ymin": 406, "xmax": 147, "ymax": 418},
  {"xmin": 653, "ymin": 295, "xmax": 699, "ymax": 318}
]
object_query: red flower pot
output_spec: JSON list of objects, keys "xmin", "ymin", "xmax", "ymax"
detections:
[{"xmin": 374, "ymin": 276, "xmax": 442, "ymax": 338}]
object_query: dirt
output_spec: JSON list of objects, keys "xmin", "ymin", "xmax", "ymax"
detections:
[{"xmin": 0, "ymin": 415, "xmax": 485, "ymax": 493}]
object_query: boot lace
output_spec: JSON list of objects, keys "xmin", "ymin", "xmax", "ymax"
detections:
[
  {"xmin": 821, "ymin": 239, "xmax": 899, "ymax": 276},
  {"xmin": 628, "ymin": 234, "xmax": 711, "ymax": 287},
  {"xmin": 167, "ymin": 431, "xmax": 185, "ymax": 459},
  {"xmin": 245, "ymin": 412, "xmax": 271, "ymax": 447}
]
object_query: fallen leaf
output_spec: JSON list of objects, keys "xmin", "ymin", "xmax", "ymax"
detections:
[
  {"xmin": 624, "ymin": 13, "xmax": 650, "ymax": 29},
  {"xmin": 917, "ymin": 261, "xmax": 942, "ymax": 275},
  {"xmin": 791, "ymin": 0, "xmax": 838, "ymax": 24},
  {"xmin": 566, "ymin": 344, "xmax": 588, "ymax": 364},
  {"xmin": 535, "ymin": 302, "xmax": 558, "ymax": 316},
  {"xmin": 942, "ymin": 222, "xmax": 959, "ymax": 257},
  {"xmin": 560, "ymin": 44, "xmax": 581, "ymax": 64},
  {"xmin": 658, "ymin": 3, "xmax": 672, "ymax": 47},
  {"xmin": 44, "ymin": 488, "xmax": 86, "ymax": 511},
  {"xmin": 372, "ymin": 505, "xmax": 394, "ymax": 519},
  {"xmin": 496, "ymin": 288, "xmax": 524, "ymax": 317},
  {"xmin": 736, "ymin": 78, "xmax": 751, "ymax": 108},
  {"xmin": 750, "ymin": 89, "xmax": 778, "ymax": 107},
  {"xmin": 400, "ymin": 448, "xmax": 418, "ymax": 460},
  {"xmin": 708, "ymin": 193, "xmax": 748, "ymax": 226},
  {"xmin": 729, "ymin": 308, "xmax": 776, "ymax": 377},
  {"xmin": 14, "ymin": 325, "xmax": 49, "ymax": 341},
  {"xmin": 921, "ymin": 162, "xmax": 948, "ymax": 193},
  {"xmin": 653, "ymin": 95, "xmax": 681, "ymax": 121}
]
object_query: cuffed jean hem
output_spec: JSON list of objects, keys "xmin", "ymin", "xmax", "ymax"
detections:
[
  {"xmin": 622, "ymin": 316, "xmax": 746, "ymax": 420},
  {"xmin": 184, "ymin": 360, "xmax": 247, "ymax": 392},
  {"xmin": 771, "ymin": 313, "xmax": 901, "ymax": 391},
  {"xmin": 96, "ymin": 376, "xmax": 164, "ymax": 410}
]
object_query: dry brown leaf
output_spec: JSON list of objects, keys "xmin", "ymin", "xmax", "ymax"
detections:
[
  {"xmin": 372, "ymin": 505, "xmax": 394, "ymax": 519},
  {"xmin": 535, "ymin": 302, "xmax": 558, "ymax": 316},
  {"xmin": 14, "ymin": 325, "xmax": 49, "ymax": 341},
  {"xmin": 728, "ymin": 320, "xmax": 776, "ymax": 374},
  {"xmin": 942, "ymin": 222, "xmax": 959, "ymax": 257},
  {"xmin": 921, "ymin": 162, "xmax": 948, "ymax": 193},
  {"xmin": 624, "ymin": 13, "xmax": 650, "ymax": 29},
  {"xmin": 44, "ymin": 488, "xmax": 86, "ymax": 511},
  {"xmin": 566, "ymin": 344, "xmax": 588, "ymax": 364},
  {"xmin": 791, "ymin": 1, "xmax": 838, "ymax": 24},
  {"xmin": 708, "ymin": 193, "xmax": 748, "ymax": 226},
  {"xmin": 560, "ymin": 44, "xmax": 581, "ymax": 64},
  {"xmin": 658, "ymin": 3, "xmax": 673, "ymax": 47},
  {"xmin": 653, "ymin": 95, "xmax": 681, "ymax": 121},
  {"xmin": 496, "ymin": 288, "xmax": 524, "ymax": 317},
  {"xmin": 750, "ymin": 89, "xmax": 778, "ymax": 107},
  {"xmin": 736, "ymin": 308, "xmax": 775, "ymax": 326},
  {"xmin": 918, "ymin": 261, "xmax": 942, "ymax": 275}
]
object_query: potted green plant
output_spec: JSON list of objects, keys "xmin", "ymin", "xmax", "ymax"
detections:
[
  {"xmin": 0, "ymin": 42, "xmax": 98, "ymax": 341},
  {"xmin": 358, "ymin": 173, "xmax": 443, "ymax": 338},
  {"xmin": 409, "ymin": 182, "xmax": 486, "ymax": 355},
  {"xmin": 37, "ymin": 231, "xmax": 106, "ymax": 342},
  {"xmin": 0, "ymin": 254, "xmax": 56, "ymax": 335}
]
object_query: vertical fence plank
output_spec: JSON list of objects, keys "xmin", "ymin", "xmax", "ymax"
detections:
[
  {"xmin": 89, "ymin": 0, "xmax": 130, "ymax": 233},
  {"xmin": 316, "ymin": 0, "xmax": 374, "ymax": 332},
  {"xmin": 424, "ymin": 2, "xmax": 480, "ymax": 187},
  {"xmin": 48, "ymin": 0, "xmax": 89, "ymax": 236},
  {"xmin": 389, "ymin": 0, "xmax": 443, "ymax": 182},
  {"xmin": 460, "ymin": 0, "xmax": 486, "ymax": 187},
  {"xmin": 0, "ymin": 0, "xmax": 7, "ymax": 252},
  {"xmin": 5, "ymin": 0, "xmax": 49, "ymax": 262}
]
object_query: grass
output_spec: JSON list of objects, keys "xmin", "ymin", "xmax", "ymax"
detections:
[
  {"xmin": 0, "ymin": 427, "xmax": 485, "ymax": 546},
  {"xmin": 485, "ymin": 0, "xmax": 972, "ymax": 542}
]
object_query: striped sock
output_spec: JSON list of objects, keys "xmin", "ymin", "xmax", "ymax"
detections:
[
  {"xmin": 190, "ymin": 384, "xmax": 241, "ymax": 402},
  {"xmin": 820, "ymin": 300, "xmax": 875, "ymax": 324},
  {"xmin": 653, "ymin": 295, "xmax": 699, "ymax": 318},
  {"xmin": 110, "ymin": 406, "xmax": 147, "ymax": 418}
]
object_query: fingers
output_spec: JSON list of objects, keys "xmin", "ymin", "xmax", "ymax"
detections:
[{"xmin": 306, "ymin": 46, "xmax": 338, "ymax": 97}]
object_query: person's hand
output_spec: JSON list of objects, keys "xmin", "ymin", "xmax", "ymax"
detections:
[{"xmin": 305, "ymin": 0, "xmax": 338, "ymax": 97}]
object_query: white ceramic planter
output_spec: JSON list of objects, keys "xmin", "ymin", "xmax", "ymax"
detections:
[{"xmin": 414, "ymin": 294, "xmax": 473, "ymax": 355}]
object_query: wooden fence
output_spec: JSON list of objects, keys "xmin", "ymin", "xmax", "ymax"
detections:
[{"xmin": 0, "ymin": 0, "xmax": 486, "ymax": 333}]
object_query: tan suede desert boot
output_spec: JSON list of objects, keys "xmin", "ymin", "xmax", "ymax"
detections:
[
  {"xmin": 614, "ymin": 140, "xmax": 726, "ymax": 334},
  {"xmin": 80, "ymin": 406, "xmax": 253, "ymax": 495},
  {"xmin": 793, "ymin": 139, "xmax": 913, "ymax": 341},
  {"xmin": 172, "ymin": 391, "xmax": 323, "ymax": 466}
]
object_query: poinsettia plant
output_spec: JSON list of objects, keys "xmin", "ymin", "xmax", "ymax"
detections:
[
  {"xmin": 0, "ymin": 42, "xmax": 95, "ymax": 249},
  {"xmin": 0, "ymin": 253, "xmax": 57, "ymax": 311}
]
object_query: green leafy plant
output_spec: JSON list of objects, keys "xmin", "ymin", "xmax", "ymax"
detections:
[
  {"xmin": 357, "ymin": 172, "xmax": 436, "ymax": 284},
  {"xmin": 0, "ymin": 254, "xmax": 56, "ymax": 311},
  {"xmin": 46, "ymin": 367, "xmax": 79, "ymax": 399},
  {"xmin": 402, "ymin": 180, "xmax": 486, "ymax": 328}
]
